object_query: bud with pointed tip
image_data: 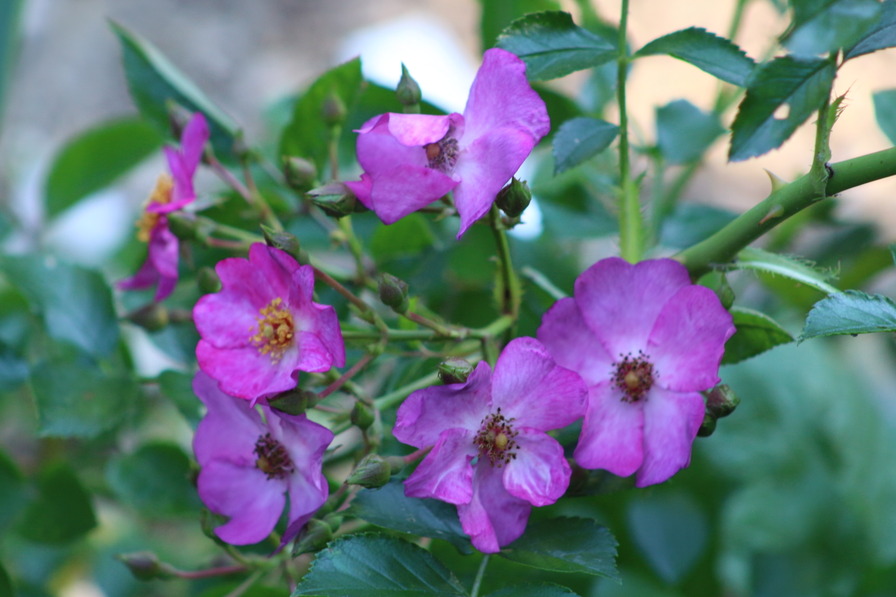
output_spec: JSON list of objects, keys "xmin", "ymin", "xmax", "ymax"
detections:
[
  {"xmin": 268, "ymin": 388, "xmax": 318, "ymax": 416},
  {"xmin": 351, "ymin": 401, "xmax": 375, "ymax": 430},
  {"xmin": 705, "ymin": 384, "xmax": 739, "ymax": 419},
  {"xmin": 261, "ymin": 225, "xmax": 307, "ymax": 264},
  {"xmin": 438, "ymin": 358, "xmax": 474, "ymax": 385},
  {"xmin": 292, "ymin": 519, "xmax": 333, "ymax": 555},
  {"xmin": 495, "ymin": 177, "xmax": 532, "ymax": 218},
  {"xmin": 117, "ymin": 551, "xmax": 176, "ymax": 581},
  {"xmin": 283, "ymin": 156, "xmax": 318, "ymax": 191},
  {"xmin": 307, "ymin": 182, "xmax": 359, "ymax": 218},
  {"xmin": 378, "ymin": 273, "xmax": 409, "ymax": 314},
  {"xmin": 322, "ymin": 92, "xmax": 347, "ymax": 128},
  {"xmin": 125, "ymin": 302, "xmax": 169, "ymax": 332},
  {"xmin": 346, "ymin": 454, "xmax": 391, "ymax": 488},
  {"xmin": 396, "ymin": 64, "xmax": 422, "ymax": 112}
]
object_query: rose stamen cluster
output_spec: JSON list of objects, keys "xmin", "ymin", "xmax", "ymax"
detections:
[
  {"xmin": 612, "ymin": 351, "xmax": 655, "ymax": 403},
  {"xmin": 135, "ymin": 174, "xmax": 174, "ymax": 242},
  {"xmin": 249, "ymin": 297, "xmax": 295, "ymax": 363},
  {"xmin": 253, "ymin": 432, "xmax": 295, "ymax": 480},
  {"xmin": 424, "ymin": 136, "xmax": 459, "ymax": 172},
  {"xmin": 474, "ymin": 408, "xmax": 519, "ymax": 467}
]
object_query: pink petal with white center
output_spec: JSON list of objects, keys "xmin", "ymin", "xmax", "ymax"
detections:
[
  {"xmin": 404, "ymin": 428, "xmax": 477, "ymax": 504},
  {"xmin": 635, "ymin": 387, "xmax": 705, "ymax": 487},
  {"xmin": 386, "ymin": 112, "xmax": 456, "ymax": 146},
  {"xmin": 452, "ymin": 126, "xmax": 536, "ymax": 237},
  {"xmin": 502, "ymin": 430, "xmax": 571, "ymax": 506},
  {"xmin": 197, "ymin": 460, "xmax": 286, "ymax": 545},
  {"xmin": 574, "ymin": 258, "xmax": 694, "ymax": 356},
  {"xmin": 196, "ymin": 342, "xmax": 299, "ymax": 401},
  {"xmin": 574, "ymin": 381, "xmax": 645, "ymax": 476},
  {"xmin": 648, "ymin": 285, "xmax": 735, "ymax": 392},
  {"xmin": 462, "ymin": 48, "xmax": 550, "ymax": 142},
  {"xmin": 491, "ymin": 337, "xmax": 587, "ymax": 430},
  {"xmin": 367, "ymin": 164, "xmax": 458, "ymax": 224},
  {"xmin": 457, "ymin": 463, "xmax": 531, "ymax": 553},
  {"xmin": 537, "ymin": 297, "xmax": 615, "ymax": 387},
  {"xmin": 192, "ymin": 372, "xmax": 264, "ymax": 465},
  {"xmin": 394, "ymin": 362, "xmax": 492, "ymax": 448}
]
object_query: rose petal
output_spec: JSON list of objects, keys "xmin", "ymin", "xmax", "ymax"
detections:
[
  {"xmin": 180, "ymin": 112, "xmax": 209, "ymax": 171},
  {"xmin": 537, "ymin": 297, "xmax": 614, "ymax": 387},
  {"xmin": 635, "ymin": 387, "xmax": 705, "ymax": 487},
  {"xmin": 502, "ymin": 430, "xmax": 571, "ymax": 506},
  {"xmin": 193, "ymin": 292, "xmax": 258, "ymax": 348},
  {"xmin": 574, "ymin": 381, "xmax": 645, "ymax": 476},
  {"xmin": 355, "ymin": 114, "xmax": 430, "ymax": 173},
  {"xmin": 403, "ymin": 428, "xmax": 477, "ymax": 504},
  {"xmin": 648, "ymin": 285, "xmax": 735, "ymax": 392},
  {"xmin": 386, "ymin": 112, "xmax": 455, "ymax": 146},
  {"xmin": 367, "ymin": 164, "xmax": 458, "ymax": 224},
  {"xmin": 457, "ymin": 463, "xmax": 531, "ymax": 553},
  {"xmin": 192, "ymin": 372, "xmax": 265, "ymax": 465},
  {"xmin": 196, "ymin": 343, "xmax": 299, "ymax": 400},
  {"xmin": 491, "ymin": 337, "xmax": 587, "ymax": 429}
]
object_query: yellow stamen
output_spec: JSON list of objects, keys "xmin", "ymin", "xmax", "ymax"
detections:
[
  {"xmin": 249, "ymin": 297, "xmax": 295, "ymax": 362},
  {"xmin": 135, "ymin": 174, "xmax": 174, "ymax": 242}
]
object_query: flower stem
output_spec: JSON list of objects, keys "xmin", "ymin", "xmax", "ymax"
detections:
[
  {"xmin": 489, "ymin": 205, "xmax": 520, "ymax": 321},
  {"xmin": 615, "ymin": 0, "xmax": 643, "ymax": 263},
  {"xmin": 374, "ymin": 371, "xmax": 440, "ymax": 410},
  {"xmin": 171, "ymin": 564, "xmax": 248, "ymax": 580},
  {"xmin": 317, "ymin": 353, "xmax": 375, "ymax": 400},
  {"xmin": 471, "ymin": 555, "xmax": 490, "ymax": 597},
  {"xmin": 676, "ymin": 146, "xmax": 896, "ymax": 277}
]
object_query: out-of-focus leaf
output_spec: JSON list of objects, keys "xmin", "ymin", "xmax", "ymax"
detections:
[
  {"xmin": 552, "ymin": 117, "xmax": 618, "ymax": 174},
  {"xmin": 656, "ymin": 100, "xmax": 725, "ymax": 164},
  {"xmin": 370, "ymin": 214, "xmax": 437, "ymax": 264},
  {"xmin": 279, "ymin": 58, "xmax": 364, "ymax": 175},
  {"xmin": 0, "ymin": 449, "xmax": 26, "ymax": 531},
  {"xmin": 157, "ymin": 369, "xmax": 202, "ymax": 427},
  {"xmin": 486, "ymin": 585, "xmax": 581, "ymax": 597},
  {"xmin": 627, "ymin": 493, "xmax": 708, "ymax": 584},
  {"xmin": 727, "ymin": 247, "xmax": 839, "ymax": 294},
  {"xmin": 199, "ymin": 585, "xmax": 283, "ymax": 597},
  {"xmin": 728, "ymin": 56, "xmax": 835, "ymax": 161},
  {"xmin": 635, "ymin": 27, "xmax": 755, "ymax": 87},
  {"xmin": 785, "ymin": 0, "xmax": 882, "ymax": 57},
  {"xmin": 0, "ymin": 560, "xmax": 11, "ymax": 597},
  {"xmin": 0, "ymin": 255, "xmax": 119, "ymax": 358},
  {"xmin": 845, "ymin": 0, "xmax": 896, "ymax": 59},
  {"xmin": 478, "ymin": 0, "xmax": 562, "ymax": 50},
  {"xmin": 0, "ymin": 0, "xmax": 23, "ymax": 126},
  {"xmin": 107, "ymin": 442, "xmax": 200, "ymax": 517},
  {"xmin": 501, "ymin": 517, "xmax": 619, "ymax": 579},
  {"xmin": 30, "ymin": 359, "xmax": 137, "ymax": 439},
  {"xmin": 496, "ymin": 11, "xmax": 616, "ymax": 81},
  {"xmin": 533, "ymin": 83, "xmax": 584, "ymax": 142},
  {"xmin": 723, "ymin": 307, "xmax": 794, "ymax": 364},
  {"xmin": 659, "ymin": 203, "xmax": 737, "ymax": 249},
  {"xmin": 292, "ymin": 534, "xmax": 467, "ymax": 597},
  {"xmin": 872, "ymin": 88, "xmax": 896, "ymax": 145},
  {"xmin": 0, "ymin": 346, "xmax": 28, "ymax": 392},
  {"xmin": 350, "ymin": 480, "xmax": 472, "ymax": 554},
  {"xmin": 16, "ymin": 462, "xmax": 97, "ymax": 544},
  {"xmin": 44, "ymin": 118, "xmax": 163, "ymax": 218},
  {"xmin": 110, "ymin": 21, "xmax": 238, "ymax": 154},
  {"xmin": 800, "ymin": 289, "xmax": 896, "ymax": 339}
]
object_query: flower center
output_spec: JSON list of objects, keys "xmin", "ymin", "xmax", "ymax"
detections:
[
  {"xmin": 253, "ymin": 432, "xmax": 294, "ymax": 479},
  {"xmin": 424, "ymin": 135, "xmax": 459, "ymax": 173},
  {"xmin": 249, "ymin": 297, "xmax": 295, "ymax": 362},
  {"xmin": 135, "ymin": 173, "xmax": 174, "ymax": 242},
  {"xmin": 473, "ymin": 408, "xmax": 519, "ymax": 467},
  {"xmin": 612, "ymin": 351, "xmax": 656, "ymax": 403}
]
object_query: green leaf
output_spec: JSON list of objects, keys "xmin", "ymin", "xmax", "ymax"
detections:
[
  {"xmin": 727, "ymin": 247, "xmax": 839, "ymax": 294},
  {"xmin": 106, "ymin": 442, "xmax": 200, "ymax": 517},
  {"xmin": 292, "ymin": 534, "xmax": 468, "ymax": 597},
  {"xmin": 659, "ymin": 203, "xmax": 737, "ymax": 248},
  {"xmin": 785, "ymin": 0, "xmax": 882, "ymax": 57},
  {"xmin": 496, "ymin": 11, "xmax": 616, "ymax": 81},
  {"xmin": 157, "ymin": 369, "xmax": 203, "ymax": 427},
  {"xmin": 350, "ymin": 479, "xmax": 472, "ymax": 554},
  {"xmin": 110, "ymin": 21, "xmax": 238, "ymax": 155},
  {"xmin": 0, "ymin": 560, "xmax": 12, "ymax": 597},
  {"xmin": 0, "ymin": 255, "xmax": 119, "ymax": 357},
  {"xmin": 0, "ymin": 449, "xmax": 26, "ymax": 530},
  {"xmin": 872, "ymin": 88, "xmax": 896, "ymax": 145},
  {"xmin": 635, "ymin": 27, "xmax": 755, "ymax": 87},
  {"xmin": 800, "ymin": 289, "xmax": 896, "ymax": 340},
  {"xmin": 552, "ymin": 117, "xmax": 619, "ymax": 174},
  {"xmin": 723, "ymin": 307, "xmax": 794, "ymax": 365},
  {"xmin": 486, "ymin": 585, "xmax": 581, "ymax": 597},
  {"xmin": 478, "ymin": 0, "xmax": 562, "ymax": 50},
  {"xmin": 17, "ymin": 462, "xmax": 97, "ymax": 544},
  {"xmin": 845, "ymin": 0, "xmax": 896, "ymax": 59},
  {"xmin": 627, "ymin": 493, "xmax": 708, "ymax": 584},
  {"xmin": 279, "ymin": 58, "xmax": 364, "ymax": 175},
  {"xmin": 44, "ymin": 118, "xmax": 163, "ymax": 219},
  {"xmin": 728, "ymin": 56, "xmax": 835, "ymax": 161},
  {"xmin": 0, "ymin": 0, "xmax": 24, "ymax": 124},
  {"xmin": 656, "ymin": 100, "xmax": 725, "ymax": 164},
  {"xmin": 501, "ymin": 517, "xmax": 618, "ymax": 579},
  {"xmin": 370, "ymin": 214, "xmax": 437, "ymax": 264},
  {"xmin": 30, "ymin": 359, "xmax": 137, "ymax": 439}
]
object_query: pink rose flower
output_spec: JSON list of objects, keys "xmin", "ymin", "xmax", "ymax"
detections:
[
  {"xmin": 393, "ymin": 337, "xmax": 587, "ymax": 553},
  {"xmin": 537, "ymin": 258, "xmax": 736, "ymax": 487},
  {"xmin": 118, "ymin": 112, "xmax": 208, "ymax": 300},
  {"xmin": 192, "ymin": 372, "xmax": 332, "ymax": 546},
  {"xmin": 194, "ymin": 243, "xmax": 346, "ymax": 402},
  {"xmin": 345, "ymin": 48, "xmax": 549, "ymax": 238}
]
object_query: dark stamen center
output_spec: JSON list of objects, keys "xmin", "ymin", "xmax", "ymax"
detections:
[
  {"xmin": 473, "ymin": 407, "xmax": 519, "ymax": 467},
  {"xmin": 254, "ymin": 432, "xmax": 295, "ymax": 479},
  {"xmin": 612, "ymin": 350, "xmax": 655, "ymax": 403}
]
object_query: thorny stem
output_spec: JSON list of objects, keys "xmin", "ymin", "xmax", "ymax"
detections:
[{"xmin": 470, "ymin": 555, "xmax": 490, "ymax": 597}]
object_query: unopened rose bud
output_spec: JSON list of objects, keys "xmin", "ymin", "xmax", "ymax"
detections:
[
  {"xmin": 396, "ymin": 64, "xmax": 422, "ymax": 112},
  {"xmin": 283, "ymin": 156, "xmax": 318, "ymax": 191},
  {"xmin": 322, "ymin": 92, "xmax": 347, "ymax": 128},
  {"xmin": 697, "ymin": 411, "xmax": 718, "ymax": 437},
  {"xmin": 166, "ymin": 212, "xmax": 197, "ymax": 241},
  {"xmin": 125, "ymin": 303, "xmax": 169, "ymax": 331},
  {"xmin": 495, "ymin": 177, "xmax": 532, "ymax": 218},
  {"xmin": 261, "ymin": 226, "xmax": 307, "ymax": 264},
  {"xmin": 346, "ymin": 454, "xmax": 391, "ymax": 488},
  {"xmin": 715, "ymin": 275, "xmax": 735, "ymax": 310},
  {"xmin": 705, "ymin": 384, "xmax": 739, "ymax": 419},
  {"xmin": 197, "ymin": 267, "xmax": 222, "ymax": 294},
  {"xmin": 268, "ymin": 388, "xmax": 317, "ymax": 416},
  {"xmin": 117, "ymin": 551, "xmax": 175, "ymax": 581},
  {"xmin": 308, "ymin": 182, "xmax": 359, "ymax": 219},
  {"xmin": 292, "ymin": 519, "xmax": 333, "ymax": 555},
  {"xmin": 438, "ymin": 358, "xmax": 474, "ymax": 385},
  {"xmin": 351, "ymin": 402, "xmax": 375, "ymax": 430},
  {"xmin": 324, "ymin": 513, "xmax": 344, "ymax": 533},
  {"xmin": 377, "ymin": 273, "xmax": 409, "ymax": 314}
]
